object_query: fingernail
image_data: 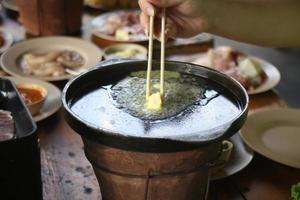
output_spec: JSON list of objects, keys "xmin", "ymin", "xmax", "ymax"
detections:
[
  {"xmin": 146, "ymin": 7, "xmax": 155, "ymax": 16},
  {"xmin": 165, "ymin": 24, "xmax": 176, "ymax": 38},
  {"xmin": 154, "ymin": 34, "xmax": 160, "ymax": 41},
  {"xmin": 165, "ymin": 27, "xmax": 169, "ymax": 36}
]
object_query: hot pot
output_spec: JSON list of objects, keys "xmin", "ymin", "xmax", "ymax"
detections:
[{"xmin": 62, "ymin": 59, "xmax": 248, "ymax": 200}]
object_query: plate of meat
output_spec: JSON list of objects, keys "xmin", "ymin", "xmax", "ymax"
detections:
[
  {"xmin": 91, "ymin": 10, "xmax": 147, "ymax": 46},
  {"xmin": 0, "ymin": 36, "xmax": 102, "ymax": 81},
  {"xmin": 191, "ymin": 46, "xmax": 281, "ymax": 95}
]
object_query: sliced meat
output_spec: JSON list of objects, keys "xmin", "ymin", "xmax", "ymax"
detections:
[
  {"xmin": 99, "ymin": 14, "xmax": 123, "ymax": 35},
  {"xmin": 226, "ymin": 70, "xmax": 250, "ymax": 89},
  {"xmin": 0, "ymin": 109, "xmax": 14, "ymax": 141},
  {"xmin": 24, "ymin": 51, "xmax": 62, "ymax": 66},
  {"xmin": 57, "ymin": 50, "xmax": 85, "ymax": 69},
  {"xmin": 32, "ymin": 62, "xmax": 65, "ymax": 77},
  {"xmin": 99, "ymin": 11, "xmax": 143, "ymax": 37},
  {"xmin": 126, "ymin": 12, "xmax": 140, "ymax": 26}
]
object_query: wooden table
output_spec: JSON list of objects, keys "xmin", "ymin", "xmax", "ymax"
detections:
[
  {"xmin": 1, "ymin": 8, "xmax": 300, "ymax": 200},
  {"xmin": 37, "ymin": 90, "xmax": 300, "ymax": 200}
]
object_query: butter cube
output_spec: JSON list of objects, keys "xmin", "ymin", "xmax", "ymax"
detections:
[{"xmin": 147, "ymin": 92, "xmax": 162, "ymax": 111}]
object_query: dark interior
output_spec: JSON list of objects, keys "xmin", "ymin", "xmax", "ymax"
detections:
[{"xmin": 0, "ymin": 78, "xmax": 42, "ymax": 200}]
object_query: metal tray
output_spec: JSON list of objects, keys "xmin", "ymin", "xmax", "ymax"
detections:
[{"xmin": 0, "ymin": 77, "xmax": 42, "ymax": 200}]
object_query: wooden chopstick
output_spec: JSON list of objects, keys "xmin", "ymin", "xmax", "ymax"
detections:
[
  {"xmin": 146, "ymin": 9, "xmax": 166, "ymax": 101},
  {"xmin": 160, "ymin": 8, "xmax": 166, "ymax": 97},
  {"xmin": 146, "ymin": 15, "xmax": 154, "ymax": 100}
]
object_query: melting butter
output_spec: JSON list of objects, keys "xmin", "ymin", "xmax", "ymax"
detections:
[
  {"xmin": 147, "ymin": 92, "xmax": 162, "ymax": 111},
  {"xmin": 110, "ymin": 70, "xmax": 204, "ymax": 120}
]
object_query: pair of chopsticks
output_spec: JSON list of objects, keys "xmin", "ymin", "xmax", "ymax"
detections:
[{"xmin": 146, "ymin": 8, "xmax": 166, "ymax": 100}]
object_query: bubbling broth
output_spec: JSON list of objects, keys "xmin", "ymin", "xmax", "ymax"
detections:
[{"xmin": 70, "ymin": 70, "xmax": 241, "ymax": 140}]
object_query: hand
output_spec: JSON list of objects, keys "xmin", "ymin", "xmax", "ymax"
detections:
[
  {"xmin": 140, "ymin": 0, "xmax": 300, "ymax": 47},
  {"xmin": 138, "ymin": 0, "xmax": 214, "ymax": 38}
]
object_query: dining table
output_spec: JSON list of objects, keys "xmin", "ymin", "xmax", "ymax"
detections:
[{"xmin": 1, "ymin": 6, "xmax": 300, "ymax": 200}]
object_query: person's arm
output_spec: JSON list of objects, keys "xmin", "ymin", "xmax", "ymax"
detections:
[
  {"xmin": 208, "ymin": 0, "xmax": 300, "ymax": 47},
  {"xmin": 139, "ymin": 0, "xmax": 300, "ymax": 47}
]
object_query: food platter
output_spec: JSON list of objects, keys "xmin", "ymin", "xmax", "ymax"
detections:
[
  {"xmin": 240, "ymin": 108, "xmax": 300, "ymax": 169},
  {"xmin": 91, "ymin": 10, "xmax": 147, "ymax": 46},
  {"xmin": 6, "ymin": 76, "xmax": 62, "ymax": 122},
  {"xmin": 1, "ymin": 36, "xmax": 102, "ymax": 81},
  {"xmin": 189, "ymin": 47, "xmax": 281, "ymax": 95}
]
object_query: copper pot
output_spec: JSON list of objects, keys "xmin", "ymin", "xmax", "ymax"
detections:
[
  {"xmin": 62, "ymin": 60, "xmax": 249, "ymax": 200},
  {"xmin": 83, "ymin": 138, "xmax": 221, "ymax": 200}
]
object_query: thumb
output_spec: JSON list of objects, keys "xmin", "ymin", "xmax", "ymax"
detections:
[
  {"xmin": 148, "ymin": 0, "xmax": 184, "ymax": 7},
  {"xmin": 154, "ymin": 18, "xmax": 177, "ymax": 41}
]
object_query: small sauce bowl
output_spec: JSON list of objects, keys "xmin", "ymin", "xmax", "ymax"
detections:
[{"xmin": 17, "ymin": 84, "xmax": 48, "ymax": 116}]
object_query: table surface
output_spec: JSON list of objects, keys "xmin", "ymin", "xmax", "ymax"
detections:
[{"xmin": 1, "ymin": 7, "xmax": 300, "ymax": 200}]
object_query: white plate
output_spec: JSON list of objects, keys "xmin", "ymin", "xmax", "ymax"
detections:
[
  {"xmin": 247, "ymin": 57, "xmax": 281, "ymax": 95},
  {"xmin": 0, "ymin": 28, "xmax": 14, "ymax": 54},
  {"xmin": 6, "ymin": 76, "xmax": 62, "ymax": 122},
  {"xmin": 1, "ymin": 36, "xmax": 102, "ymax": 81},
  {"xmin": 240, "ymin": 108, "xmax": 300, "ymax": 169},
  {"xmin": 103, "ymin": 43, "xmax": 147, "ymax": 60},
  {"xmin": 91, "ymin": 10, "xmax": 147, "ymax": 43},
  {"xmin": 211, "ymin": 133, "xmax": 254, "ymax": 180}
]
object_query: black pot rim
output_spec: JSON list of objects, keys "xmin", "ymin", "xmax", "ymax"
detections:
[{"xmin": 62, "ymin": 60, "xmax": 249, "ymax": 153}]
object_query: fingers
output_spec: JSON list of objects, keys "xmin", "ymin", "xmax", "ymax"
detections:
[
  {"xmin": 138, "ymin": 0, "xmax": 155, "ymax": 17},
  {"xmin": 139, "ymin": 0, "xmax": 183, "ymax": 17},
  {"xmin": 165, "ymin": 20, "xmax": 177, "ymax": 39},
  {"xmin": 140, "ymin": 11, "xmax": 177, "ymax": 39},
  {"xmin": 147, "ymin": 0, "xmax": 184, "ymax": 7},
  {"xmin": 153, "ymin": 16, "xmax": 177, "ymax": 40},
  {"xmin": 140, "ymin": 7, "xmax": 163, "ymax": 37},
  {"xmin": 139, "ymin": 0, "xmax": 155, "ymax": 34},
  {"xmin": 140, "ymin": 12, "xmax": 150, "ymax": 35},
  {"xmin": 139, "ymin": 0, "xmax": 178, "ymax": 39}
]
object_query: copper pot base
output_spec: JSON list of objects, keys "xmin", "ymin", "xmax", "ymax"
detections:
[{"xmin": 83, "ymin": 138, "xmax": 221, "ymax": 200}]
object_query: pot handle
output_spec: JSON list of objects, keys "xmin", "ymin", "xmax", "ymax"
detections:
[
  {"xmin": 96, "ymin": 58, "xmax": 134, "ymax": 68},
  {"xmin": 208, "ymin": 140, "xmax": 233, "ymax": 168}
]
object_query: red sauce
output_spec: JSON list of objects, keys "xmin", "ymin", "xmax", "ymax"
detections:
[{"xmin": 17, "ymin": 87, "xmax": 43, "ymax": 104}]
